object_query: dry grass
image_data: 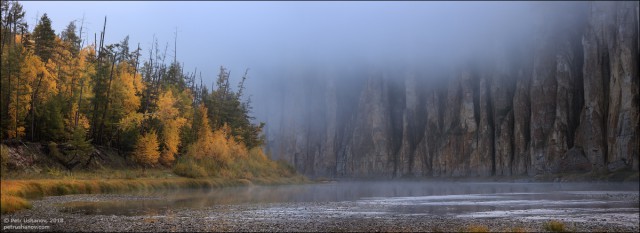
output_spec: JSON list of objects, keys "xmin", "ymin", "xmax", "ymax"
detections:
[
  {"xmin": 465, "ymin": 224, "xmax": 490, "ymax": 232},
  {"xmin": 543, "ymin": 220, "xmax": 569, "ymax": 232},
  {"xmin": 174, "ymin": 146, "xmax": 301, "ymax": 181},
  {"xmin": 3, "ymin": 168, "xmax": 177, "ymax": 180},
  {"xmin": 0, "ymin": 175, "xmax": 306, "ymax": 214},
  {"xmin": 1, "ymin": 142, "xmax": 306, "ymax": 214},
  {"xmin": 0, "ymin": 194, "xmax": 31, "ymax": 214},
  {"xmin": 508, "ymin": 226, "xmax": 528, "ymax": 233}
]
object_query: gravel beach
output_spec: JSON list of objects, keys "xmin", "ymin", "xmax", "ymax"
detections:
[{"xmin": 2, "ymin": 192, "xmax": 638, "ymax": 232}]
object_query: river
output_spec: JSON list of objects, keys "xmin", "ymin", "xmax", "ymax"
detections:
[{"xmin": 2, "ymin": 181, "xmax": 638, "ymax": 232}]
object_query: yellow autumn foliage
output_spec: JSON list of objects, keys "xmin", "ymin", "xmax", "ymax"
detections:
[
  {"xmin": 6, "ymin": 51, "xmax": 41, "ymax": 139},
  {"xmin": 65, "ymin": 102, "xmax": 90, "ymax": 131},
  {"xmin": 41, "ymin": 59, "xmax": 58, "ymax": 99},
  {"xmin": 118, "ymin": 112, "xmax": 144, "ymax": 131},
  {"xmin": 50, "ymin": 37, "xmax": 73, "ymax": 96},
  {"xmin": 112, "ymin": 62, "xmax": 143, "ymax": 116},
  {"xmin": 186, "ymin": 105, "xmax": 245, "ymax": 166},
  {"xmin": 132, "ymin": 131, "xmax": 160, "ymax": 167},
  {"xmin": 157, "ymin": 90, "xmax": 187, "ymax": 167}
]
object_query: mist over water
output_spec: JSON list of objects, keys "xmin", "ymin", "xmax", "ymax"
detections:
[{"xmin": 61, "ymin": 181, "xmax": 639, "ymax": 225}]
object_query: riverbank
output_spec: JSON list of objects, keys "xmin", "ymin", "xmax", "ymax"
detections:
[
  {"xmin": 0, "ymin": 175, "xmax": 307, "ymax": 214},
  {"xmin": 2, "ymin": 191, "xmax": 638, "ymax": 232},
  {"xmin": 1, "ymin": 142, "xmax": 308, "ymax": 214}
]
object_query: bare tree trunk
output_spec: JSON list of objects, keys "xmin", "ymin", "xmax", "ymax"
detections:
[
  {"xmin": 98, "ymin": 16, "xmax": 106, "ymax": 60},
  {"xmin": 78, "ymin": 14, "xmax": 85, "ymax": 49},
  {"xmin": 140, "ymin": 40, "xmax": 155, "ymax": 135},
  {"xmin": 98, "ymin": 55, "xmax": 117, "ymax": 144},
  {"xmin": 74, "ymin": 79, "xmax": 84, "ymax": 128},
  {"xmin": 15, "ymin": 66, "xmax": 19, "ymax": 140},
  {"xmin": 133, "ymin": 43, "xmax": 140, "ymax": 76},
  {"xmin": 90, "ymin": 17, "xmax": 107, "ymax": 141},
  {"xmin": 30, "ymin": 73, "xmax": 44, "ymax": 141},
  {"xmin": 173, "ymin": 27, "xmax": 177, "ymax": 65},
  {"xmin": 1, "ymin": 13, "xmax": 8, "ymax": 54}
]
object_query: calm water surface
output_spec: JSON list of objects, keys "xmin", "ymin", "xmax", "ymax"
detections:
[{"xmin": 59, "ymin": 181, "xmax": 639, "ymax": 225}]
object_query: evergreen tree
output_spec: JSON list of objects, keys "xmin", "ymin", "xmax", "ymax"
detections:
[
  {"xmin": 1, "ymin": 0, "xmax": 27, "ymax": 51},
  {"xmin": 60, "ymin": 21, "xmax": 80, "ymax": 55},
  {"xmin": 206, "ymin": 67, "xmax": 264, "ymax": 148},
  {"xmin": 33, "ymin": 13, "xmax": 56, "ymax": 62},
  {"xmin": 66, "ymin": 126, "xmax": 93, "ymax": 168},
  {"xmin": 38, "ymin": 94, "xmax": 65, "ymax": 141}
]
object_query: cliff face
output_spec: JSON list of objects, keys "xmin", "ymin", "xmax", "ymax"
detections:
[{"xmin": 265, "ymin": 2, "xmax": 639, "ymax": 178}]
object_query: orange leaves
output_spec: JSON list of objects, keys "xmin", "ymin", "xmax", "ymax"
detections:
[
  {"xmin": 132, "ymin": 131, "xmax": 160, "ymax": 167},
  {"xmin": 40, "ymin": 59, "xmax": 58, "ymax": 99},
  {"xmin": 118, "ymin": 112, "xmax": 144, "ymax": 131},
  {"xmin": 159, "ymin": 117, "xmax": 186, "ymax": 166},
  {"xmin": 6, "ymin": 91, "xmax": 29, "ymax": 139},
  {"xmin": 5, "ymin": 52, "xmax": 42, "ymax": 139},
  {"xmin": 78, "ymin": 47, "xmax": 96, "ymax": 83},
  {"xmin": 187, "ymin": 126, "xmax": 235, "ymax": 165},
  {"xmin": 186, "ymin": 105, "xmax": 247, "ymax": 167},
  {"xmin": 65, "ymin": 102, "xmax": 90, "ymax": 131},
  {"xmin": 20, "ymin": 52, "xmax": 45, "ymax": 89},
  {"xmin": 111, "ymin": 62, "xmax": 143, "ymax": 116},
  {"xmin": 157, "ymin": 90, "xmax": 187, "ymax": 167},
  {"xmin": 157, "ymin": 90, "xmax": 180, "ymax": 120},
  {"xmin": 188, "ymin": 105, "xmax": 213, "ymax": 161}
]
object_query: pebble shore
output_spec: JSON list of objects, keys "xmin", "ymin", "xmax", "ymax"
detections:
[{"xmin": 2, "ymin": 193, "xmax": 638, "ymax": 232}]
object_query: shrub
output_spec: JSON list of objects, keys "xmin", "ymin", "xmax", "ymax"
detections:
[
  {"xmin": 275, "ymin": 159, "xmax": 297, "ymax": 177},
  {"xmin": 48, "ymin": 142, "xmax": 63, "ymax": 161},
  {"xmin": 543, "ymin": 220, "xmax": 568, "ymax": 232},
  {"xmin": 173, "ymin": 158, "xmax": 207, "ymax": 178},
  {"xmin": 159, "ymin": 150, "xmax": 176, "ymax": 167}
]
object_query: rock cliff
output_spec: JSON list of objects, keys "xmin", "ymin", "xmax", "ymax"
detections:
[{"xmin": 263, "ymin": 2, "xmax": 639, "ymax": 178}]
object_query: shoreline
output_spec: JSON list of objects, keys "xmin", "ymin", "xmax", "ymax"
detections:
[
  {"xmin": 2, "ymin": 192, "xmax": 638, "ymax": 232},
  {"xmin": 0, "ymin": 176, "xmax": 308, "ymax": 214}
]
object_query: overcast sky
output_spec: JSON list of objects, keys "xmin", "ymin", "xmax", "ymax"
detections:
[{"xmin": 21, "ymin": 1, "xmax": 555, "ymax": 83}]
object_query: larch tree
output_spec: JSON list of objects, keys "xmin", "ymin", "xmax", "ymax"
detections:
[
  {"xmin": 1, "ymin": 0, "xmax": 27, "ymax": 52},
  {"xmin": 69, "ymin": 46, "xmax": 96, "ymax": 133},
  {"xmin": 110, "ymin": 61, "xmax": 143, "ymax": 151},
  {"xmin": 187, "ymin": 104, "xmax": 214, "ymax": 161},
  {"xmin": 132, "ymin": 131, "xmax": 160, "ymax": 168},
  {"xmin": 186, "ymin": 104, "xmax": 233, "ymax": 166},
  {"xmin": 0, "ymin": 3, "xmax": 276, "ymax": 176},
  {"xmin": 4, "ymin": 45, "xmax": 36, "ymax": 139},
  {"xmin": 28, "ymin": 54, "xmax": 57, "ymax": 141},
  {"xmin": 1, "ymin": 41, "xmax": 24, "ymax": 138},
  {"xmin": 18, "ymin": 51, "xmax": 49, "ymax": 140},
  {"xmin": 0, "ymin": 0, "xmax": 27, "ymax": 139},
  {"xmin": 156, "ymin": 89, "xmax": 186, "ymax": 167}
]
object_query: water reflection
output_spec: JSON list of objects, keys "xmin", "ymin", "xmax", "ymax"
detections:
[{"xmin": 58, "ymin": 181, "xmax": 638, "ymax": 216}]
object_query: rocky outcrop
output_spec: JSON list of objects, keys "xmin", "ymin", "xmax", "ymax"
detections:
[
  {"xmin": 263, "ymin": 2, "xmax": 639, "ymax": 178},
  {"xmin": 577, "ymin": 1, "xmax": 639, "ymax": 173}
]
